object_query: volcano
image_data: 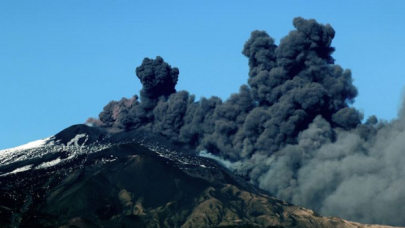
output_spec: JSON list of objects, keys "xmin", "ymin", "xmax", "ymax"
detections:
[{"xmin": 0, "ymin": 125, "xmax": 400, "ymax": 228}]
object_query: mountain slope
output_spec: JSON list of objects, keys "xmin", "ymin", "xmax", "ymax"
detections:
[{"xmin": 0, "ymin": 125, "xmax": 401, "ymax": 228}]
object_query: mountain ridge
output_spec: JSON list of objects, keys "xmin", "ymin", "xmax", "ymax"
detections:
[{"xmin": 0, "ymin": 124, "xmax": 402, "ymax": 228}]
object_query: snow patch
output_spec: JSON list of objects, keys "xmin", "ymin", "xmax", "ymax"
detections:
[
  {"xmin": 35, "ymin": 158, "xmax": 62, "ymax": 169},
  {"xmin": 66, "ymin": 134, "xmax": 88, "ymax": 147},
  {"xmin": 0, "ymin": 165, "xmax": 33, "ymax": 176}
]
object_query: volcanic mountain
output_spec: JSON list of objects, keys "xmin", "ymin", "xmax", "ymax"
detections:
[{"xmin": 0, "ymin": 125, "xmax": 400, "ymax": 228}]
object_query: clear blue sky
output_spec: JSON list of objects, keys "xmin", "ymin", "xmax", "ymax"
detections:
[{"xmin": 1, "ymin": 1, "xmax": 405, "ymax": 150}]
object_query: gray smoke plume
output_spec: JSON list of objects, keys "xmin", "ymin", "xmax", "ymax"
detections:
[
  {"xmin": 231, "ymin": 113, "xmax": 405, "ymax": 226},
  {"xmin": 88, "ymin": 17, "xmax": 405, "ymax": 226}
]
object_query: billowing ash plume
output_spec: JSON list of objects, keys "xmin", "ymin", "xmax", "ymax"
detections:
[
  {"xmin": 136, "ymin": 56, "xmax": 179, "ymax": 101},
  {"xmin": 88, "ymin": 17, "xmax": 405, "ymax": 226}
]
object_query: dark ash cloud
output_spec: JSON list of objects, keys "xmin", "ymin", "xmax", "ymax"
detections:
[{"xmin": 88, "ymin": 17, "xmax": 405, "ymax": 226}]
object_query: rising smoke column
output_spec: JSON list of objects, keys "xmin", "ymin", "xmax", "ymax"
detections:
[
  {"xmin": 136, "ymin": 56, "xmax": 179, "ymax": 101},
  {"xmin": 237, "ymin": 17, "xmax": 360, "ymax": 157},
  {"xmin": 90, "ymin": 17, "xmax": 405, "ymax": 226}
]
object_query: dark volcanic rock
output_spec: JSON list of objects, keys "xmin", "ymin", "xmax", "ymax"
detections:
[{"xmin": 52, "ymin": 124, "xmax": 108, "ymax": 146}]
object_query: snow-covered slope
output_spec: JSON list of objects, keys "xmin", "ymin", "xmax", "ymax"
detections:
[
  {"xmin": 0, "ymin": 137, "xmax": 52, "ymax": 167},
  {"xmin": 0, "ymin": 137, "xmax": 51, "ymax": 156}
]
